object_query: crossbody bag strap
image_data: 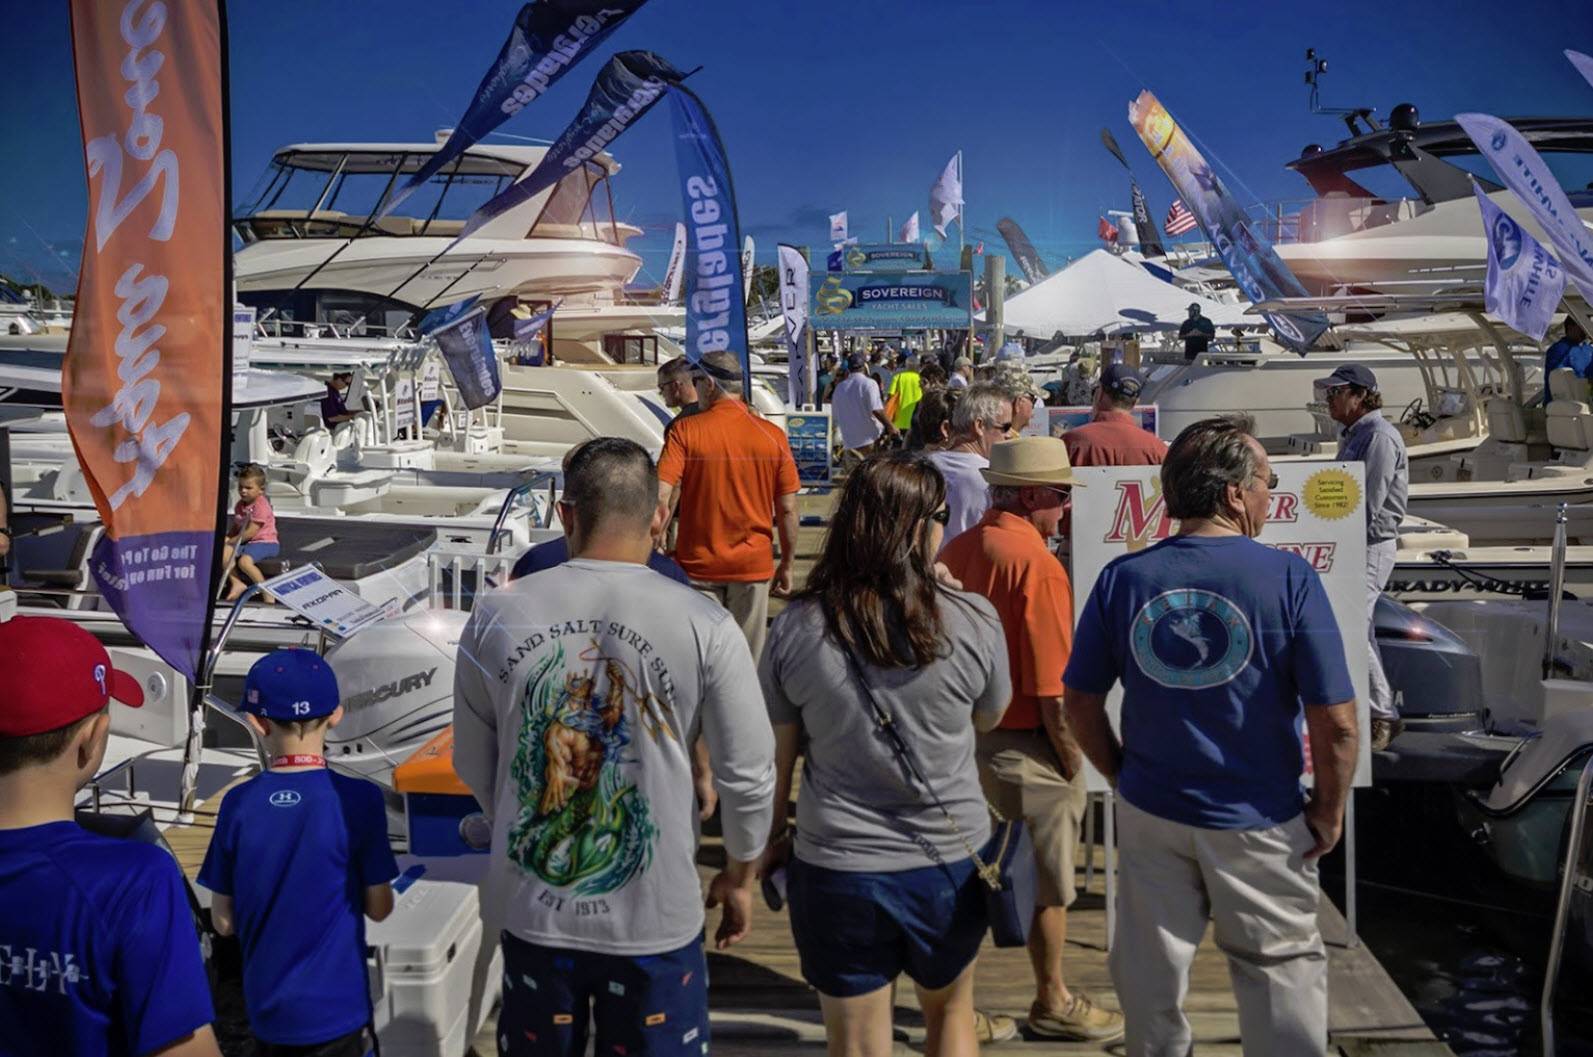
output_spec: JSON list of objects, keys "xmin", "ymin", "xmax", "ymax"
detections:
[{"xmin": 839, "ymin": 641, "xmax": 1002, "ymax": 890}]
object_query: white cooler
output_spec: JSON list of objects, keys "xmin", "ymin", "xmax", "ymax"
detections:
[{"xmin": 367, "ymin": 873, "xmax": 502, "ymax": 1057}]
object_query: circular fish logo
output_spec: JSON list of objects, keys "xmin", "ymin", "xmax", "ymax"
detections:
[
  {"xmin": 1130, "ymin": 589, "xmax": 1254, "ymax": 690},
  {"xmin": 269, "ymin": 790, "xmax": 302, "ymax": 808},
  {"xmin": 1491, "ymin": 212, "xmax": 1523, "ymax": 269}
]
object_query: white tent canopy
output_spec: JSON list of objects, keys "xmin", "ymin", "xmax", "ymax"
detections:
[{"xmin": 997, "ymin": 249, "xmax": 1252, "ymax": 337}]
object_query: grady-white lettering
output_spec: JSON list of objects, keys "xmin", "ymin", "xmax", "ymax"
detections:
[
  {"xmin": 85, "ymin": 0, "xmax": 190, "ymax": 511},
  {"xmin": 499, "ymin": 8, "xmax": 627, "ymax": 116}
]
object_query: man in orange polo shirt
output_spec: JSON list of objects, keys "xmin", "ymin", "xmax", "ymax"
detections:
[
  {"xmin": 657, "ymin": 350, "xmax": 800, "ymax": 661},
  {"xmin": 940, "ymin": 437, "xmax": 1124, "ymax": 1044}
]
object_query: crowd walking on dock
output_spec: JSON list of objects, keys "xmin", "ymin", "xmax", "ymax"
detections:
[{"xmin": 0, "ymin": 353, "xmax": 1390, "ymax": 1057}]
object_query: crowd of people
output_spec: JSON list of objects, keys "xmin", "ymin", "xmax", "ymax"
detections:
[{"xmin": 0, "ymin": 345, "xmax": 1406, "ymax": 1057}]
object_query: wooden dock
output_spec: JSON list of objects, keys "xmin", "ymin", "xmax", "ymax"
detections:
[{"xmin": 468, "ymin": 821, "xmax": 1450, "ymax": 1057}]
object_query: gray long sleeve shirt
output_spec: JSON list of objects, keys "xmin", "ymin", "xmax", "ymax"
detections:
[
  {"xmin": 453, "ymin": 559, "xmax": 775, "ymax": 956},
  {"xmin": 1336, "ymin": 409, "xmax": 1408, "ymax": 544}
]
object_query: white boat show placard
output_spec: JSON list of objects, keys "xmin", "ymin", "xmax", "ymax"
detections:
[
  {"xmin": 262, "ymin": 565, "xmax": 387, "ymax": 638},
  {"xmin": 1070, "ymin": 460, "xmax": 1371, "ymax": 791}
]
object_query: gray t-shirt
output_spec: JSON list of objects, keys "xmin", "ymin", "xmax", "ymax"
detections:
[
  {"xmin": 454, "ymin": 559, "xmax": 776, "ymax": 955},
  {"xmin": 759, "ymin": 592, "xmax": 1011, "ymax": 871},
  {"xmin": 928, "ymin": 449, "xmax": 991, "ymax": 549}
]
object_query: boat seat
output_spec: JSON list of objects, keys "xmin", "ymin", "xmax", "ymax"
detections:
[
  {"xmin": 1486, "ymin": 396, "xmax": 1528, "ymax": 443},
  {"xmin": 1549, "ymin": 367, "xmax": 1589, "ymax": 403},
  {"xmin": 1546, "ymin": 401, "xmax": 1593, "ymax": 452}
]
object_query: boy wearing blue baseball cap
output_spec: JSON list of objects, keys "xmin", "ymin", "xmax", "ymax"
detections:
[{"xmin": 198, "ymin": 648, "xmax": 398, "ymax": 1057}]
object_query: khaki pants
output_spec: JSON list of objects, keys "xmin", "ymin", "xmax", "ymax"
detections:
[
  {"xmin": 691, "ymin": 578, "xmax": 771, "ymax": 661},
  {"xmin": 975, "ymin": 728, "xmax": 1087, "ymax": 908},
  {"xmin": 1111, "ymin": 797, "xmax": 1326, "ymax": 1057}
]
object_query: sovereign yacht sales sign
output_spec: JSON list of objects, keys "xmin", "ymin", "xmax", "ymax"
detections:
[{"xmin": 1071, "ymin": 461, "xmax": 1373, "ymax": 792}]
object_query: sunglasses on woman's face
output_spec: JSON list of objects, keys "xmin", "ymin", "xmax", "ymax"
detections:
[{"xmin": 930, "ymin": 507, "xmax": 951, "ymax": 525}]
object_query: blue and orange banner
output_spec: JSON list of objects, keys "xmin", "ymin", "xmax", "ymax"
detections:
[
  {"xmin": 1127, "ymin": 90, "xmax": 1329, "ymax": 352},
  {"xmin": 65, "ymin": 0, "xmax": 230, "ymax": 678}
]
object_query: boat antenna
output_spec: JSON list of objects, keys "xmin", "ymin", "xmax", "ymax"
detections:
[{"xmin": 1304, "ymin": 48, "xmax": 1380, "ymax": 138}]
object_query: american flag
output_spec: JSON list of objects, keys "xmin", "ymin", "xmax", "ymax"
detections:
[{"xmin": 1164, "ymin": 199, "xmax": 1197, "ymax": 236}]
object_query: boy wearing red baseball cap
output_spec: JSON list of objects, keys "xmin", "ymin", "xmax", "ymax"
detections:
[
  {"xmin": 0, "ymin": 616, "xmax": 219, "ymax": 1057},
  {"xmin": 198, "ymin": 648, "xmax": 398, "ymax": 1057}
]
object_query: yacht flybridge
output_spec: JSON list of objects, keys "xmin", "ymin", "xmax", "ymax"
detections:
[
  {"xmin": 1268, "ymin": 111, "xmax": 1593, "ymax": 296},
  {"xmin": 233, "ymin": 136, "xmax": 646, "ymax": 334}
]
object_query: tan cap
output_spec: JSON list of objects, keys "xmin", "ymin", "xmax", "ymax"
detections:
[{"xmin": 980, "ymin": 436, "xmax": 1084, "ymax": 488}]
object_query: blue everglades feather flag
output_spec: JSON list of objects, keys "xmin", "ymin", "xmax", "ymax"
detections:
[
  {"xmin": 459, "ymin": 51, "xmax": 684, "ymax": 240},
  {"xmin": 380, "ymin": 0, "xmax": 649, "ymax": 218},
  {"xmin": 668, "ymin": 85, "xmax": 750, "ymax": 391}
]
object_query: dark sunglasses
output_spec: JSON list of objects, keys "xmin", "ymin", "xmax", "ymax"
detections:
[
  {"xmin": 930, "ymin": 508, "xmax": 951, "ymax": 525},
  {"xmin": 992, "ymin": 419, "xmax": 1015, "ymax": 432},
  {"xmin": 1257, "ymin": 472, "xmax": 1279, "ymax": 490}
]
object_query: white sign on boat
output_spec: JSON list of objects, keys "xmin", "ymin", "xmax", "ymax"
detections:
[{"xmin": 263, "ymin": 565, "xmax": 387, "ymax": 638}]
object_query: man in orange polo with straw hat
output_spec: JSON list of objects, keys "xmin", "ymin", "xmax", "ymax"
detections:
[{"xmin": 940, "ymin": 436, "xmax": 1125, "ymax": 1043}]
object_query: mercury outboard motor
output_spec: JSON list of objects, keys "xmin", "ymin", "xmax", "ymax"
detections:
[
  {"xmin": 1376, "ymin": 593, "xmax": 1485, "ymax": 732},
  {"xmin": 323, "ymin": 609, "xmax": 467, "ymax": 790}
]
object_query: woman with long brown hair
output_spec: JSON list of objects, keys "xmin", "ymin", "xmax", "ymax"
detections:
[{"xmin": 759, "ymin": 452, "xmax": 1013, "ymax": 1056}]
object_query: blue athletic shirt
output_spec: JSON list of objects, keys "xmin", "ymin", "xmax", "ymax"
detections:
[
  {"xmin": 0, "ymin": 821, "xmax": 213, "ymax": 1056},
  {"xmin": 1064, "ymin": 535, "xmax": 1353, "ymax": 830},
  {"xmin": 198, "ymin": 769, "xmax": 398, "ymax": 1045}
]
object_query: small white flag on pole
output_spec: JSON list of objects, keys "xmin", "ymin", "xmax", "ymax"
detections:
[
  {"xmin": 662, "ymin": 222, "xmax": 687, "ymax": 305},
  {"xmin": 741, "ymin": 236, "xmax": 756, "ymax": 304},
  {"xmin": 929, "ymin": 151, "xmax": 963, "ymax": 238},
  {"xmin": 829, "ymin": 211, "xmax": 849, "ymax": 243},
  {"xmin": 1473, "ymin": 182, "xmax": 1566, "ymax": 342},
  {"xmin": 898, "ymin": 211, "xmax": 920, "ymax": 243}
]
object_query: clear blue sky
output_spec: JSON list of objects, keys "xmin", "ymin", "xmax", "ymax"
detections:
[{"xmin": 4, "ymin": 0, "xmax": 1592, "ymax": 294}]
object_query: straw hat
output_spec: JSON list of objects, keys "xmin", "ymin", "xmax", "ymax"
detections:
[{"xmin": 980, "ymin": 437, "xmax": 1084, "ymax": 488}]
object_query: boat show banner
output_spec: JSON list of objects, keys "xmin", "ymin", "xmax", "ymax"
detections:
[
  {"xmin": 662, "ymin": 222, "xmax": 687, "ymax": 304},
  {"xmin": 777, "ymin": 244, "xmax": 810, "ymax": 407},
  {"xmin": 381, "ymin": 0, "xmax": 650, "ymax": 218},
  {"xmin": 669, "ymin": 84, "xmax": 751, "ymax": 390},
  {"xmin": 1127, "ymin": 90, "xmax": 1330, "ymax": 353},
  {"xmin": 423, "ymin": 299, "xmax": 501, "ymax": 409},
  {"xmin": 809, "ymin": 271, "xmax": 974, "ymax": 331},
  {"xmin": 1473, "ymin": 182, "xmax": 1566, "ymax": 341},
  {"xmin": 1457, "ymin": 113, "xmax": 1593, "ymax": 306},
  {"xmin": 1071, "ymin": 461, "xmax": 1372, "ymax": 793},
  {"xmin": 64, "ymin": 0, "xmax": 230, "ymax": 679},
  {"xmin": 825, "ymin": 242, "xmax": 933, "ymax": 273},
  {"xmin": 458, "ymin": 50, "xmax": 684, "ymax": 240}
]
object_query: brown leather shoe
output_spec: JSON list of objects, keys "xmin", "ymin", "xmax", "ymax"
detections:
[{"xmin": 1027, "ymin": 992, "xmax": 1125, "ymax": 1042}]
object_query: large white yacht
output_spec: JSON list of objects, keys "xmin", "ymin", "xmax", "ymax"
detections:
[{"xmin": 233, "ymin": 134, "xmax": 678, "ymax": 364}]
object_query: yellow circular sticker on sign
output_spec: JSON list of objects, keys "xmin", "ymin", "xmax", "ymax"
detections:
[{"xmin": 1302, "ymin": 468, "xmax": 1360, "ymax": 521}]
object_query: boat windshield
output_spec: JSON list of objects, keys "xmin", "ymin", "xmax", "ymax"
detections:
[{"xmin": 235, "ymin": 149, "xmax": 622, "ymax": 244}]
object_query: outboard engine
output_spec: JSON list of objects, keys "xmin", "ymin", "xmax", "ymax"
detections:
[
  {"xmin": 323, "ymin": 609, "xmax": 467, "ymax": 790},
  {"xmin": 1376, "ymin": 594, "xmax": 1485, "ymax": 731}
]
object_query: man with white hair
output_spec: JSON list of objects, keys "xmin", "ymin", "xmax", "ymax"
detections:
[
  {"xmin": 928, "ymin": 383, "xmax": 1013, "ymax": 548},
  {"xmin": 949, "ymin": 356, "xmax": 973, "ymax": 389}
]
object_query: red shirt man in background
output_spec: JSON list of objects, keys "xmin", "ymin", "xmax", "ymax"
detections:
[{"xmin": 1061, "ymin": 363, "xmax": 1167, "ymax": 468}]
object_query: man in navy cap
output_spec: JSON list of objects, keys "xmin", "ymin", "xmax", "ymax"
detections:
[
  {"xmin": 1061, "ymin": 363, "xmax": 1169, "ymax": 468},
  {"xmin": 198, "ymin": 648, "xmax": 398, "ymax": 1056},
  {"xmin": 1321, "ymin": 363, "xmax": 1408, "ymax": 751}
]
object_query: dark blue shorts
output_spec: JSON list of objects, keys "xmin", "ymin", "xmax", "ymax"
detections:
[
  {"xmin": 787, "ymin": 854, "xmax": 988, "ymax": 997},
  {"xmin": 496, "ymin": 931, "xmax": 708, "ymax": 1057},
  {"xmin": 237, "ymin": 541, "xmax": 280, "ymax": 562}
]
